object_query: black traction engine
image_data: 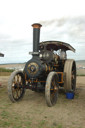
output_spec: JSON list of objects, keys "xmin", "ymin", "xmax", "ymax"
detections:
[{"xmin": 8, "ymin": 23, "xmax": 76, "ymax": 107}]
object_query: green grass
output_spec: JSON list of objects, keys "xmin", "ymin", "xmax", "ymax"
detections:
[
  {"xmin": 38, "ymin": 120, "xmax": 46, "ymax": 128},
  {"xmin": 77, "ymin": 74, "xmax": 85, "ymax": 76},
  {"xmin": 0, "ymin": 68, "xmax": 14, "ymax": 72},
  {"xmin": 0, "ymin": 110, "xmax": 32, "ymax": 128},
  {"xmin": 1, "ymin": 110, "xmax": 10, "ymax": 119},
  {"xmin": 0, "ymin": 89, "xmax": 32, "ymax": 128},
  {"xmin": 57, "ymin": 124, "xmax": 63, "ymax": 128}
]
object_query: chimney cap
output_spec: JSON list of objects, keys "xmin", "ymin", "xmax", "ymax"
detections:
[{"xmin": 32, "ymin": 23, "xmax": 42, "ymax": 28}]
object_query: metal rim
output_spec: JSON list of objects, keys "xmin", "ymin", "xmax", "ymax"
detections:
[
  {"xmin": 45, "ymin": 72, "xmax": 59, "ymax": 107},
  {"xmin": 8, "ymin": 70, "xmax": 25, "ymax": 102},
  {"xmin": 64, "ymin": 59, "xmax": 76, "ymax": 92}
]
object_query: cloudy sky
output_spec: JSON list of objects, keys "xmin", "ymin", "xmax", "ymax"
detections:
[{"xmin": 0, "ymin": 0, "xmax": 85, "ymax": 64}]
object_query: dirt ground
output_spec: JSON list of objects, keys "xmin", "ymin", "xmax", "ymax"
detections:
[{"xmin": 0, "ymin": 76, "xmax": 85, "ymax": 128}]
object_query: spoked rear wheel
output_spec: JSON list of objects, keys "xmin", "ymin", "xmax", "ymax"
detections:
[
  {"xmin": 45, "ymin": 72, "xmax": 59, "ymax": 107},
  {"xmin": 8, "ymin": 70, "xmax": 25, "ymax": 102},
  {"xmin": 64, "ymin": 59, "xmax": 76, "ymax": 92}
]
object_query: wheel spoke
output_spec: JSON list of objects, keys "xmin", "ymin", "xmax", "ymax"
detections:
[
  {"xmin": 17, "ymin": 75, "xmax": 20, "ymax": 82},
  {"xmin": 12, "ymin": 75, "xmax": 23, "ymax": 99},
  {"xmin": 12, "ymin": 87, "xmax": 16, "ymax": 99}
]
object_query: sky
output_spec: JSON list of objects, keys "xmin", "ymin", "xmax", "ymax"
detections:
[{"xmin": 0, "ymin": 0, "xmax": 85, "ymax": 64}]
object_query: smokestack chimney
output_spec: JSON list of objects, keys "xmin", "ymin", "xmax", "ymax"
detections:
[{"xmin": 32, "ymin": 23, "xmax": 42, "ymax": 53}]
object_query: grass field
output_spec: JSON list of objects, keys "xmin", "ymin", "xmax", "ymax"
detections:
[
  {"xmin": 0, "ymin": 76, "xmax": 85, "ymax": 128},
  {"xmin": 77, "ymin": 69, "xmax": 85, "ymax": 76}
]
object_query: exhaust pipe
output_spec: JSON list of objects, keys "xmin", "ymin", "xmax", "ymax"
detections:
[{"xmin": 32, "ymin": 23, "xmax": 42, "ymax": 53}]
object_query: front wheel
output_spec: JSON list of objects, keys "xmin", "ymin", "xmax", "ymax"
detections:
[
  {"xmin": 8, "ymin": 70, "xmax": 25, "ymax": 102},
  {"xmin": 45, "ymin": 72, "xmax": 59, "ymax": 107}
]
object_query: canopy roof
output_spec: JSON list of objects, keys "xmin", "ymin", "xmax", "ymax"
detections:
[
  {"xmin": 0, "ymin": 53, "xmax": 4, "ymax": 57},
  {"xmin": 40, "ymin": 41, "xmax": 75, "ymax": 52}
]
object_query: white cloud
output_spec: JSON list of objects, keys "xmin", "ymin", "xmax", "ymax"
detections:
[{"xmin": 0, "ymin": 0, "xmax": 85, "ymax": 63}]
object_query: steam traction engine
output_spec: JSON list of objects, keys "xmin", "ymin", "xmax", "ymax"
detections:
[{"xmin": 8, "ymin": 23, "xmax": 76, "ymax": 107}]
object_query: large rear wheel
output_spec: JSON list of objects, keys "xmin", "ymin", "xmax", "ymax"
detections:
[
  {"xmin": 45, "ymin": 72, "xmax": 59, "ymax": 107},
  {"xmin": 8, "ymin": 70, "xmax": 25, "ymax": 102},
  {"xmin": 64, "ymin": 59, "xmax": 76, "ymax": 92}
]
